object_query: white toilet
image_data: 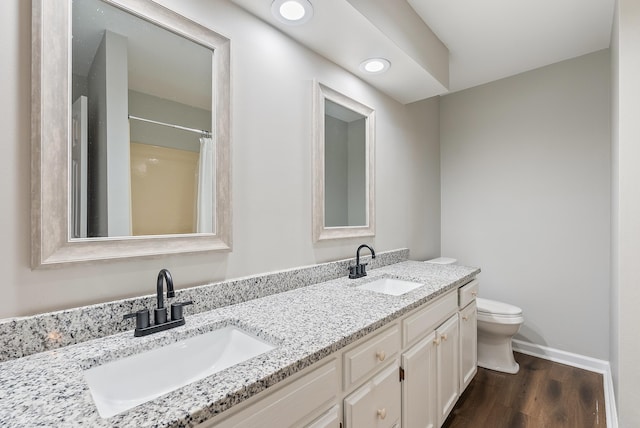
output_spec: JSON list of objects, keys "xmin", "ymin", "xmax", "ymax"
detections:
[
  {"xmin": 476, "ymin": 297, "xmax": 523, "ymax": 374},
  {"xmin": 425, "ymin": 257, "xmax": 524, "ymax": 374},
  {"xmin": 424, "ymin": 257, "xmax": 458, "ymax": 265}
]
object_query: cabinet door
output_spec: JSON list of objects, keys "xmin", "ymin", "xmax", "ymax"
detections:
[
  {"xmin": 459, "ymin": 300, "xmax": 477, "ymax": 392},
  {"xmin": 344, "ymin": 361, "xmax": 401, "ymax": 428},
  {"xmin": 401, "ymin": 332, "xmax": 437, "ymax": 428},
  {"xmin": 436, "ymin": 314, "xmax": 459, "ymax": 426}
]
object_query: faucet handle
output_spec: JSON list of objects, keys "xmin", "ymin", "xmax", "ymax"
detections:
[
  {"xmin": 154, "ymin": 307, "xmax": 168, "ymax": 325},
  {"xmin": 123, "ymin": 309, "xmax": 150, "ymax": 330},
  {"xmin": 349, "ymin": 265, "xmax": 359, "ymax": 279},
  {"xmin": 170, "ymin": 301, "xmax": 193, "ymax": 321},
  {"xmin": 359, "ymin": 263, "xmax": 368, "ymax": 276}
]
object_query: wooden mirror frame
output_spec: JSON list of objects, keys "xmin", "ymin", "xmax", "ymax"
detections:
[
  {"xmin": 31, "ymin": 0, "xmax": 232, "ymax": 268},
  {"xmin": 312, "ymin": 81, "xmax": 375, "ymax": 242}
]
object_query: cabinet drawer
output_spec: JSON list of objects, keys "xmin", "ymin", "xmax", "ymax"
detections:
[
  {"xmin": 306, "ymin": 405, "xmax": 339, "ymax": 428},
  {"xmin": 344, "ymin": 362, "xmax": 401, "ymax": 428},
  {"xmin": 343, "ymin": 325, "xmax": 401, "ymax": 390},
  {"xmin": 212, "ymin": 360, "xmax": 338, "ymax": 428},
  {"xmin": 458, "ymin": 279, "xmax": 479, "ymax": 308},
  {"xmin": 403, "ymin": 291, "xmax": 457, "ymax": 347}
]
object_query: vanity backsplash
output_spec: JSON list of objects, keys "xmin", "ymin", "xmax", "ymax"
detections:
[{"xmin": 0, "ymin": 249, "xmax": 408, "ymax": 362}]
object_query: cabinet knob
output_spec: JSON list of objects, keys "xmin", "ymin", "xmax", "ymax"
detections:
[
  {"xmin": 377, "ymin": 408, "xmax": 387, "ymax": 420},
  {"xmin": 376, "ymin": 351, "xmax": 386, "ymax": 362},
  {"xmin": 433, "ymin": 337, "xmax": 440, "ymax": 346},
  {"xmin": 462, "ymin": 315, "xmax": 469, "ymax": 321},
  {"xmin": 471, "ymin": 291, "xmax": 478, "ymax": 297},
  {"xmin": 441, "ymin": 333, "xmax": 448, "ymax": 341}
]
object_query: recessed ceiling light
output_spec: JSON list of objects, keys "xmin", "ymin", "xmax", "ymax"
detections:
[
  {"xmin": 359, "ymin": 58, "xmax": 391, "ymax": 74},
  {"xmin": 271, "ymin": 0, "xmax": 313, "ymax": 25}
]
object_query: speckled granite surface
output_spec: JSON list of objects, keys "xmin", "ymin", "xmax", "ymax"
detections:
[
  {"xmin": 0, "ymin": 249, "xmax": 407, "ymax": 362},
  {"xmin": 0, "ymin": 259, "xmax": 479, "ymax": 427}
]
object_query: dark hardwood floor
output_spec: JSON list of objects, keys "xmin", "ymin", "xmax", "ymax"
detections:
[{"xmin": 442, "ymin": 352, "xmax": 606, "ymax": 428}]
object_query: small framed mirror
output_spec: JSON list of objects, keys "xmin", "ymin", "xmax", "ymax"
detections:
[
  {"xmin": 31, "ymin": 0, "xmax": 231, "ymax": 267},
  {"xmin": 312, "ymin": 82, "xmax": 375, "ymax": 241}
]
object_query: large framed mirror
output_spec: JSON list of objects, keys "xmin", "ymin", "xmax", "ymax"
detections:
[
  {"xmin": 31, "ymin": 0, "xmax": 231, "ymax": 268},
  {"xmin": 312, "ymin": 82, "xmax": 375, "ymax": 242}
]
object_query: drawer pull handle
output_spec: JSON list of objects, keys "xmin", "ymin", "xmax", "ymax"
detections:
[
  {"xmin": 376, "ymin": 351, "xmax": 386, "ymax": 362},
  {"xmin": 377, "ymin": 408, "xmax": 387, "ymax": 420},
  {"xmin": 441, "ymin": 333, "xmax": 448, "ymax": 341},
  {"xmin": 462, "ymin": 315, "xmax": 469, "ymax": 321},
  {"xmin": 471, "ymin": 291, "xmax": 478, "ymax": 297}
]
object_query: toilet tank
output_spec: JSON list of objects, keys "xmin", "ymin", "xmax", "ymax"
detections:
[{"xmin": 425, "ymin": 257, "xmax": 457, "ymax": 265}]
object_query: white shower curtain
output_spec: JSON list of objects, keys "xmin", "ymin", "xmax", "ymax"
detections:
[{"xmin": 196, "ymin": 136, "xmax": 214, "ymax": 233}]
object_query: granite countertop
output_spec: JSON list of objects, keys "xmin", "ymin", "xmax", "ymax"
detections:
[{"xmin": 0, "ymin": 261, "xmax": 479, "ymax": 427}]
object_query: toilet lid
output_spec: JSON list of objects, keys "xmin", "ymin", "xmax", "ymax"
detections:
[
  {"xmin": 476, "ymin": 297, "xmax": 522, "ymax": 316},
  {"xmin": 425, "ymin": 257, "xmax": 457, "ymax": 265}
]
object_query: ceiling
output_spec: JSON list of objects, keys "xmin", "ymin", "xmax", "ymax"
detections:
[
  {"xmin": 231, "ymin": 0, "xmax": 450, "ymax": 104},
  {"xmin": 232, "ymin": 0, "xmax": 615, "ymax": 102},
  {"xmin": 408, "ymin": 0, "xmax": 615, "ymax": 93},
  {"xmin": 73, "ymin": 0, "xmax": 212, "ymax": 110}
]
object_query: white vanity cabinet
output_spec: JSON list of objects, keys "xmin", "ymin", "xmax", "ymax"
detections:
[
  {"xmin": 458, "ymin": 279, "xmax": 478, "ymax": 392},
  {"xmin": 401, "ymin": 331, "xmax": 437, "ymax": 428},
  {"xmin": 307, "ymin": 405, "xmax": 341, "ymax": 428},
  {"xmin": 342, "ymin": 325, "xmax": 401, "ymax": 390},
  {"xmin": 400, "ymin": 303, "xmax": 461, "ymax": 428},
  {"xmin": 435, "ymin": 314, "xmax": 460, "ymax": 425},
  {"xmin": 344, "ymin": 361, "xmax": 402, "ymax": 428},
  {"xmin": 459, "ymin": 300, "xmax": 477, "ymax": 391},
  {"xmin": 201, "ymin": 360, "xmax": 339, "ymax": 428},
  {"xmin": 197, "ymin": 279, "xmax": 478, "ymax": 428}
]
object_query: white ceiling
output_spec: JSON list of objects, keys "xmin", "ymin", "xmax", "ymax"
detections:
[
  {"xmin": 76, "ymin": 0, "xmax": 615, "ymax": 105},
  {"xmin": 232, "ymin": 0, "xmax": 614, "ymax": 101},
  {"xmin": 231, "ymin": 0, "xmax": 450, "ymax": 104},
  {"xmin": 73, "ymin": 0, "xmax": 212, "ymax": 110},
  {"xmin": 408, "ymin": 0, "xmax": 616, "ymax": 92}
]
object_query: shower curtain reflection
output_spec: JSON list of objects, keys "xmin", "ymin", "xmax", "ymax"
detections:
[
  {"xmin": 127, "ymin": 115, "xmax": 213, "ymax": 236},
  {"xmin": 196, "ymin": 136, "xmax": 214, "ymax": 233}
]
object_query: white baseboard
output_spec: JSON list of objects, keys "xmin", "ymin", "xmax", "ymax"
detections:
[{"xmin": 512, "ymin": 339, "xmax": 618, "ymax": 428}]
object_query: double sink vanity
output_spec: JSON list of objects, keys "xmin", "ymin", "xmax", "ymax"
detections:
[{"xmin": 0, "ymin": 252, "xmax": 479, "ymax": 427}]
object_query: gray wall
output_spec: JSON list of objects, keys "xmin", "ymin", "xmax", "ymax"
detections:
[
  {"xmin": 347, "ymin": 118, "xmax": 366, "ymax": 226},
  {"xmin": 440, "ymin": 50, "xmax": 611, "ymax": 360},
  {"xmin": 128, "ymin": 90, "xmax": 210, "ymax": 153},
  {"xmin": 611, "ymin": 0, "xmax": 640, "ymax": 424},
  {"xmin": 87, "ymin": 32, "xmax": 109, "ymax": 237},
  {"xmin": 0, "ymin": 0, "xmax": 442, "ymax": 318},
  {"xmin": 324, "ymin": 115, "xmax": 349, "ymax": 227},
  {"xmin": 87, "ymin": 31, "xmax": 131, "ymax": 237},
  {"xmin": 324, "ymin": 115, "xmax": 367, "ymax": 227}
]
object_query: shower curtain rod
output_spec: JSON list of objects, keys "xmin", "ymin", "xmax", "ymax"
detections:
[{"xmin": 127, "ymin": 114, "xmax": 211, "ymax": 137}]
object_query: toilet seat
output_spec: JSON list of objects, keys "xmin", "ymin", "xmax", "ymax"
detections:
[{"xmin": 476, "ymin": 298, "xmax": 523, "ymax": 324}]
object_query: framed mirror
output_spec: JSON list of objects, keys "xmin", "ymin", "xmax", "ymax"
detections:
[
  {"xmin": 31, "ymin": 0, "xmax": 231, "ymax": 267},
  {"xmin": 312, "ymin": 82, "xmax": 375, "ymax": 242}
]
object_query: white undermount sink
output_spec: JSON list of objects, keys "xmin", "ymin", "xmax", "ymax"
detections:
[
  {"xmin": 357, "ymin": 277, "xmax": 424, "ymax": 296},
  {"xmin": 84, "ymin": 325, "xmax": 275, "ymax": 418}
]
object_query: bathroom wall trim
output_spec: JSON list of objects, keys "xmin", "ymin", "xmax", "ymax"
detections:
[{"xmin": 512, "ymin": 339, "xmax": 618, "ymax": 428}]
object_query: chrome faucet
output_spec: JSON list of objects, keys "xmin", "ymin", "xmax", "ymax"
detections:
[
  {"xmin": 124, "ymin": 269, "xmax": 193, "ymax": 337},
  {"xmin": 349, "ymin": 244, "xmax": 376, "ymax": 279}
]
